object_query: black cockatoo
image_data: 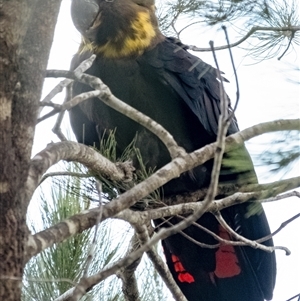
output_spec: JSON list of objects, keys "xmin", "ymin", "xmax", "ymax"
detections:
[{"xmin": 69, "ymin": 1, "xmax": 276, "ymax": 300}]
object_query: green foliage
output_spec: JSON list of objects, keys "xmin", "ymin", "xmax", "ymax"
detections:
[
  {"xmin": 94, "ymin": 130, "xmax": 161, "ymax": 209},
  {"xmin": 157, "ymin": 0, "xmax": 299, "ymax": 60},
  {"xmin": 23, "ymin": 163, "xmax": 128, "ymax": 301},
  {"xmin": 22, "ymin": 2, "xmax": 299, "ymax": 300},
  {"xmin": 23, "ymin": 155, "xmax": 166, "ymax": 301},
  {"xmin": 248, "ymin": 0, "xmax": 300, "ymax": 60}
]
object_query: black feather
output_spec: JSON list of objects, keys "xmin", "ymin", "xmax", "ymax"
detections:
[{"xmin": 69, "ymin": 2, "xmax": 276, "ymax": 300}]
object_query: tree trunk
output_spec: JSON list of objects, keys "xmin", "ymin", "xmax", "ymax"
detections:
[{"xmin": 0, "ymin": 1, "xmax": 62, "ymax": 299}]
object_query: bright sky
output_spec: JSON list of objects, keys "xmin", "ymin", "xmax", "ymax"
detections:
[{"xmin": 33, "ymin": 1, "xmax": 300, "ymax": 300}]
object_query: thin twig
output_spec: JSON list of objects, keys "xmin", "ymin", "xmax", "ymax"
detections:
[
  {"xmin": 140, "ymin": 41, "xmax": 233, "ymax": 267},
  {"xmin": 52, "ymin": 84, "xmax": 72, "ymax": 141},
  {"xmin": 38, "ymin": 55, "xmax": 96, "ymax": 124},
  {"xmin": 262, "ymin": 190, "xmax": 300, "ymax": 203},
  {"xmin": 162, "ymin": 214, "xmax": 287, "ymax": 251},
  {"xmin": 26, "ymin": 120, "xmax": 300, "ymax": 258},
  {"xmin": 214, "ymin": 211, "xmax": 290, "ymax": 254},
  {"xmin": 187, "ymin": 26, "xmax": 300, "ymax": 52},
  {"xmin": 205, "ymin": 40, "xmax": 230, "ymax": 203},
  {"xmin": 39, "ymin": 78, "xmax": 72, "ymax": 117},
  {"xmin": 40, "ymin": 171, "xmax": 92, "ymax": 185},
  {"xmin": 162, "ymin": 217, "xmax": 219, "ymax": 249},
  {"xmin": 222, "ymin": 26, "xmax": 240, "ymax": 116},
  {"xmin": 286, "ymin": 293, "xmax": 300, "ymax": 301},
  {"xmin": 256, "ymin": 212, "xmax": 300, "ymax": 244},
  {"xmin": 178, "ymin": 21, "xmax": 203, "ymax": 37}
]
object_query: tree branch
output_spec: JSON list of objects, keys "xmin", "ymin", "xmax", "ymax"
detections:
[
  {"xmin": 116, "ymin": 234, "xmax": 142, "ymax": 301},
  {"xmin": 135, "ymin": 224, "xmax": 188, "ymax": 301},
  {"xmin": 42, "ymin": 67, "xmax": 185, "ymax": 159},
  {"xmin": 25, "ymin": 141, "xmax": 134, "ymax": 202},
  {"xmin": 38, "ymin": 55, "xmax": 97, "ymax": 124},
  {"xmin": 39, "ymin": 171, "xmax": 92, "ymax": 185},
  {"xmin": 257, "ymin": 212, "xmax": 300, "ymax": 244},
  {"xmin": 214, "ymin": 212, "xmax": 290, "ymax": 254},
  {"xmin": 26, "ymin": 121, "xmax": 299, "ymax": 259},
  {"xmin": 188, "ymin": 26, "xmax": 300, "ymax": 52}
]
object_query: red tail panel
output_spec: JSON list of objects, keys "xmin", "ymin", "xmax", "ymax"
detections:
[
  {"xmin": 171, "ymin": 254, "xmax": 195, "ymax": 283},
  {"xmin": 214, "ymin": 226, "xmax": 241, "ymax": 278}
]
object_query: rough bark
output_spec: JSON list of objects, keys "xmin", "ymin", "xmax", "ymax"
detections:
[{"xmin": 0, "ymin": 1, "xmax": 62, "ymax": 300}]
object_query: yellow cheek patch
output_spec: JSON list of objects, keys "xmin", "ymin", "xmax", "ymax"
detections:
[{"xmin": 81, "ymin": 11, "xmax": 156, "ymax": 58}]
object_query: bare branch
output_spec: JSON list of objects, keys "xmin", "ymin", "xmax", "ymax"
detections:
[
  {"xmin": 52, "ymin": 84, "xmax": 72, "ymax": 141},
  {"xmin": 54, "ymin": 289, "xmax": 75, "ymax": 301},
  {"xmin": 74, "ymin": 72, "xmax": 185, "ymax": 160},
  {"xmin": 257, "ymin": 212, "xmax": 300, "ymax": 244},
  {"xmin": 26, "ymin": 121, "xmax": 299, "ymax": 259},
  {"xmin": 188, "ymin": 26, "xmax": 300, "ymax": 52},
  {"xmin": 262, "ymin": 190, "xmax": 300, "ymax": 203},
  {"xmin": 41, "ymin": 64, "xmax": 185, "ymax": 159},
  {"xmin": 214, "ymin": 212, "xmax": 290, "ymax": 254},
  {"xmin": 39, "ymin": 171, "xmax": 92, "ymax": 185},
  {"xmin": 225, "ymin": 119, "xmax": 299, "ymax": 149},
  {"xmin": 116, "ymin": 234, "xmax": 142, "ymax": 301},
  {"xmin": 161, "ymin": 176, "xmax": 300, "ymax": 206},
  {"xmin": 162, "ymin": 215, "xmax": 283, "ymax": 251},
  {"xmin": 38, "ymin": 55, "xmax": 97, "ymax": 124},
  {"xmin": 134, "ymin": 224, "xmax": 188, "ymax": 301},
  {"xmin": 46, "ymin": 55, "xmax": 96, "ymax": 79},
  {"xmin": 286, "ymin": 292, "xmax": 300, "ymax": 301},
  {"xmin": 25, "ymin": 141, "xmax": 134, "ymax": 202},
  {"xmin": 38, "ymin": 78, "xmax": 72, "ymax": 117},
  {"xmin": 62, "ymin": 90, "xmax": 101, "ymax": 111},
  {"xmin": 45, "ymin": 70, "xmax": 76, "ymax": 79},
  {"xmin": 27, "ymin": 181, "xmax": 297, "ymax": 263},
  {"xmin": 222, "ymin": 26, "xmax": 240, "ymax": 115}
]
